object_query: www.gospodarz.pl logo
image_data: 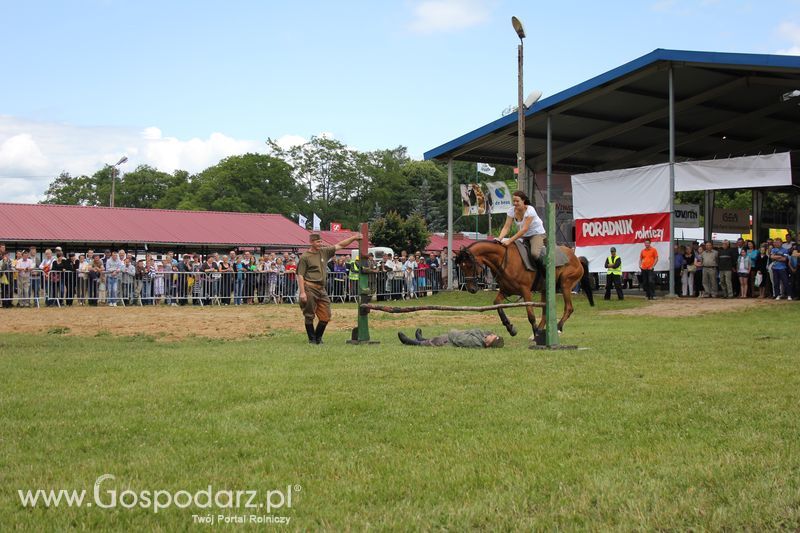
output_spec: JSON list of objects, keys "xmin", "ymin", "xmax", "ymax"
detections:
[{"xmin": 18, "ymin": 474, "xmax": 300, "ymax": 517}]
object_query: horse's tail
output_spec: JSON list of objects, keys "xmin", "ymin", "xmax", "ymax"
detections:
[{"xmin": 579, "ymin": 257, "xmax": 595, "ymax": 307}]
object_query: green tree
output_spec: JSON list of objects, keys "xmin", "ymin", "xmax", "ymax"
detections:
[
  {"xmin": 411, "ymin": 178, "xmax": 445, "ymax": 231},
  {"xmin": 403, "ymin": 160, "xmax": 446, "ymax": 231},
  {"xmin": 370, "ymin": 211, "xmax": 430, "ymax": 254},
  {"xmin": 363, "ymin": 147, "xmax": 414, "ymax": 216},
  {"xmin": 41, "ymin": 172, "xmax": 99, "ymax": 205},
  {"xmin": 268, "ymin": 136, "xmax": 374, "ymax": 227},
  {"xmin": 115, "ymin": 165, "xmax": 179, "ymax": 208},
  {"xmin": 189, "ymin": 153, "xmax": 305, "ymax": 216},
  {"xmin": 154, "ymin": 170, "xmax": 194, "ymax": 210},
  {"xmin": 370, "ymin": 202, "xmax": 383, "ymax": 223}
]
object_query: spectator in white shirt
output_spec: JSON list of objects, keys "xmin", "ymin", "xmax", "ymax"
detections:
[
  {"xmin": 105, "ymin": 251, "xmax": 125, "ymax": 306},
  {"xmin": 15, "ymin": 250, "xmax": 34, "ymax": 307}
]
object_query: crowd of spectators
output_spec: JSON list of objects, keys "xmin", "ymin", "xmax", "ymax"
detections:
[
  {"xmin": 672, "ymin": 233, "xmax": 800, "ymax": 300},
  {"xmin": 0, "ymin": 243, "xmax": 452, "ymax": 308},
  {"xmin": 5, "ymin": 236, "xmax": 798, "ymax": 308}
]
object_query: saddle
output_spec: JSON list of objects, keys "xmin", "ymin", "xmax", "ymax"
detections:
[{"xmin": 513, "ymin": 240, "xmax": 569, "ymax": 271}]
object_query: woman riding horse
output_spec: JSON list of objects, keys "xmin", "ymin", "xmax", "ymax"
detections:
[
  {"xmin": 497, "ymin": 190, "xmax": 546, "ymax": 279},
  {"xmin": 456, "ymin": 191, "xmax": 594, "ymax": 340}
]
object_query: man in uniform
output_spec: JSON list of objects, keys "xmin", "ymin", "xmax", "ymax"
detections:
[
  {"xmin": 397, "ymin": 328, "xmax": 504, "ymax": 348},
  {"xmin": 604, "ymin": 246, "xmax": 624, "ymax": 300},
  {"xmin": 297, "ymin": 232, "xmax": 362, "ymax": 344}
]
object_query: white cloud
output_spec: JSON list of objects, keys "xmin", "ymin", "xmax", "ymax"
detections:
[
  {"xmin": 776, "ymin": 21, "xmax": 800, "ymax": 55},
  {"xmin": 0, "ymin": 116, "xmax": 329, "ymax": 204},
  {"xmin": 0, "ymin": 134, "xmax": 48, "ymax": 175},
  {"xmin": 273, "ymin": 134, "xmax": 308, "ymax": 151},
  {"xmin": 409, "ymin": 0, "xmax": 492, "ymax": 33},
  {"xmin": 143, "ymin": 132, "xmax": 264, "ymax": 174},
  {"xmin": 142, "ymin": 126, "xmax": 163, "ymax": 140}
]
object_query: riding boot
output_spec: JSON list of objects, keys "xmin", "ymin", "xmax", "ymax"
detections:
[
  {"xmin": 415, "ymin": 328, "xmax": 426, "ymax": 341},
  {"xmin": 314, "ymin": 321, "xmax": 328, "ymax": 345},
  {"xmin": 305, "ymin": 322, "xmax": 316, "ymax": 344},
  {"xmin": 398, "ymin": 331, "xmax": 422, "ymax": 346},
  {"xmin": 533, "ymin": 256, "xmax": 546, "ymax": 290}
]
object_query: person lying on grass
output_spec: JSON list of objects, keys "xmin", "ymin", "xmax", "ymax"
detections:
[{"xmin": 398, "ymin": 328, "xmax": 504, "ymax": 348}]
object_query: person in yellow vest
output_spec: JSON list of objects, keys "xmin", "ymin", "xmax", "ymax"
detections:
[
  {"xmin": 347, "ymin": 254, "xmax": 360, "ymax": 302},
  {"xmin": 604, "ymin": 247, "xmax": 624, "ymax": 300}
]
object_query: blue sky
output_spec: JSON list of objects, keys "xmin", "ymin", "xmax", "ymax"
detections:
[{"xmin": 1, "ymin": 0, "xmax": 799, "ymax": 202}]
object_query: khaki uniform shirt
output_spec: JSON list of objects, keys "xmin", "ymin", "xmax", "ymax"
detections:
[
  {"xmin": 297, "ymin": 246, "xmax": 336, "ymax": 284},
  {"xmin": 447, "ymin": 329, "xmax": 493, "ymax": 348}
]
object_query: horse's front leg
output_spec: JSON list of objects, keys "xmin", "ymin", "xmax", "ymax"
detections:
[{"xmin": 494, "ymin": 292, "xmax": 517, "ymax": 336}]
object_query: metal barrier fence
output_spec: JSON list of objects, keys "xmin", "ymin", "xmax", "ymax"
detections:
[{"xmin": 0, "ymin": 267, "xmax": 470, "ymax": 307}]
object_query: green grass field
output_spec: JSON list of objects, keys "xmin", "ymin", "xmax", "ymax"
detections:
[{"xmin": 2, "ymin": 293, "xmax": 800, "ymax": 530}]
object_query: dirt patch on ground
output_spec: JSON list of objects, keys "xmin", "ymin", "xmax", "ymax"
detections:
[
  {"xmin": 1, "ymin": 297, "xmax": 779, "ymax": 340},
  {"xmin": 0, "ymin": 304, "xmax": 497, "ymax": 340},
  {"xmin": 603, "ymin": 295, "xmax": 774, "ymax": 318}
]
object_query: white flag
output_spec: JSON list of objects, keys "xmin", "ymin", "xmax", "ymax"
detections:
[
  {"xmin": 313, "ymin": 213, "xmax": 321, "ymax": 231},
  {"xmin": 477, "ymin": 162, "xmax": 496, "ymax": 177},
  {"xmin": 298, "ymin": 214, "xmax": 308, "ymax": 228}
]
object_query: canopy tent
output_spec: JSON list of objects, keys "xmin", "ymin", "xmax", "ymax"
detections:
[
  {"xmin": 424, "ymin": 48, "xmax": 800, "ymax": 291},
  {"xmin": 425, "ymin": 49, "xmax": 800, "ymax": 174}
]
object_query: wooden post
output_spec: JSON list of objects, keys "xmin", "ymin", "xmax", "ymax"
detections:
[{"xmin": 348, "ymin": 223, "xmax": 379, "ymax": 344}]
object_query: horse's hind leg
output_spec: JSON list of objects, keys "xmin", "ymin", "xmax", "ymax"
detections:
[{"xmin": 494, "ymin": 292, "xmax": 517, "ymax": 336}]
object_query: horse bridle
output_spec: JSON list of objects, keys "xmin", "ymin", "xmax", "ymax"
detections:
[
  {"xmin": 457, "ymin": 248, "xmax": 481, "ymax": 285},
  {"xmin": 458, "ymin": 242, "xmax": 510, "ymax": 287}
]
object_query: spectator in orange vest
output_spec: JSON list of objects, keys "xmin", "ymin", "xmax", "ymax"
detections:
[{"xmin": 639, "ymin": 239, "xmax": 659, "ymax": 300}]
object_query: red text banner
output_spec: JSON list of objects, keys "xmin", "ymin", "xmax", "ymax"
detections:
[{"xmin": 575, "ymin": 212, "xmax": 671, "ymax": 247}]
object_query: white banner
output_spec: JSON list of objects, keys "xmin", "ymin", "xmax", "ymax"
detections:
[
  {"xmin": 675, "ymin": 152, "xmax": 792, "ymax": 192},
  {"xmin": 312, "ymin": 213, "xmax": 321, "ymax": 231},
  {"xmin": 572, "ymin": 163, "xmax": 671, "ymax": 218},
  {"xmin": 477, "ymin": 162, "xmax": 496, "ymax": 176},
  {"xmin": 674, "ymin": 203, "xmax": 700, "ymax": 228},
  {"xmin": 298, "ymin": 214, "xmax": 307, "ymax": 228},
  {"xmin": 571, "ymin": 153, "xmax": 792, "ymax": 272},
  {"xmin": 485, "ymin": 181, "xmax": 512, "ymax": 214},
  {"xmin": 572, "ymin": 164, "xmax": 671, "ymax": 272}
]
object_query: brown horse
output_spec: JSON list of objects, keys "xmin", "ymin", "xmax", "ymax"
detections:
[{"xmin": 455, "ymin": 240, "xmax": 594, "ymax": 339}]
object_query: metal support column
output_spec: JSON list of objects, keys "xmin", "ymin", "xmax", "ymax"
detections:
[
  {"xmin": 516, "ymin": 40, "xmax": 525, "ymax": 193},
  {"xmin": 704, "ymin": 191, "xmax": 715, "ymax": 243},
  {"xmin": 668, "ymin": 66, "xmax": 676, "ymax": 296},
  {"xmin": 752, "ymin": 189, "xmax": 762, "ymax": 244},
  {"xmin": 795, "ymin": 192, "xmax": 800, "ymax": 239},
  {"xmin": 545, "ymin": 115, "xmax": 558, "ymax": 346},
  {"xmin": 447, "ymin": 158, "xmax": 454, "ymax": 290}
]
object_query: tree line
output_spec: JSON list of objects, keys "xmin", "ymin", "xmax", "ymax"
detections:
[{"xmin": 42, "ymin": 137, "xmax": 516, "ymax": 240}]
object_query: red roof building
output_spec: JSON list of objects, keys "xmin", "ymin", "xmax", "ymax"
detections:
[
  {"xmin": 0, "ymin": 203, "xmax": 479, "ymax": 257},
  {"xmin": 0, "ymin": 203, "xmax": 312, "ymax": 252}
]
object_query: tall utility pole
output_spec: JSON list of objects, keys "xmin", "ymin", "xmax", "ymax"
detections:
[
  {"xmin": 512, "ymin": 16, "xmax": 526, "ymax": 193},
  {"xmin": 109, "ymin": 156, "xmax": 128, "ymax": 207}
]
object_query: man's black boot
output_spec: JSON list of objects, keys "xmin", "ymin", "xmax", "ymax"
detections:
[
  {"xmin": 415, "ymin": 328, "xmax": 426, "ymax": 341},
  {"xmin": 305, "ymin": 322, "xmax": 316, "ymax": 344},
  {"xmin": 314, "ymin": 321, "xmax": 328, "ymax": 345},
  {"xmin": 398, "ymin": 332, "xmax": 422, "ymax": 346}
]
